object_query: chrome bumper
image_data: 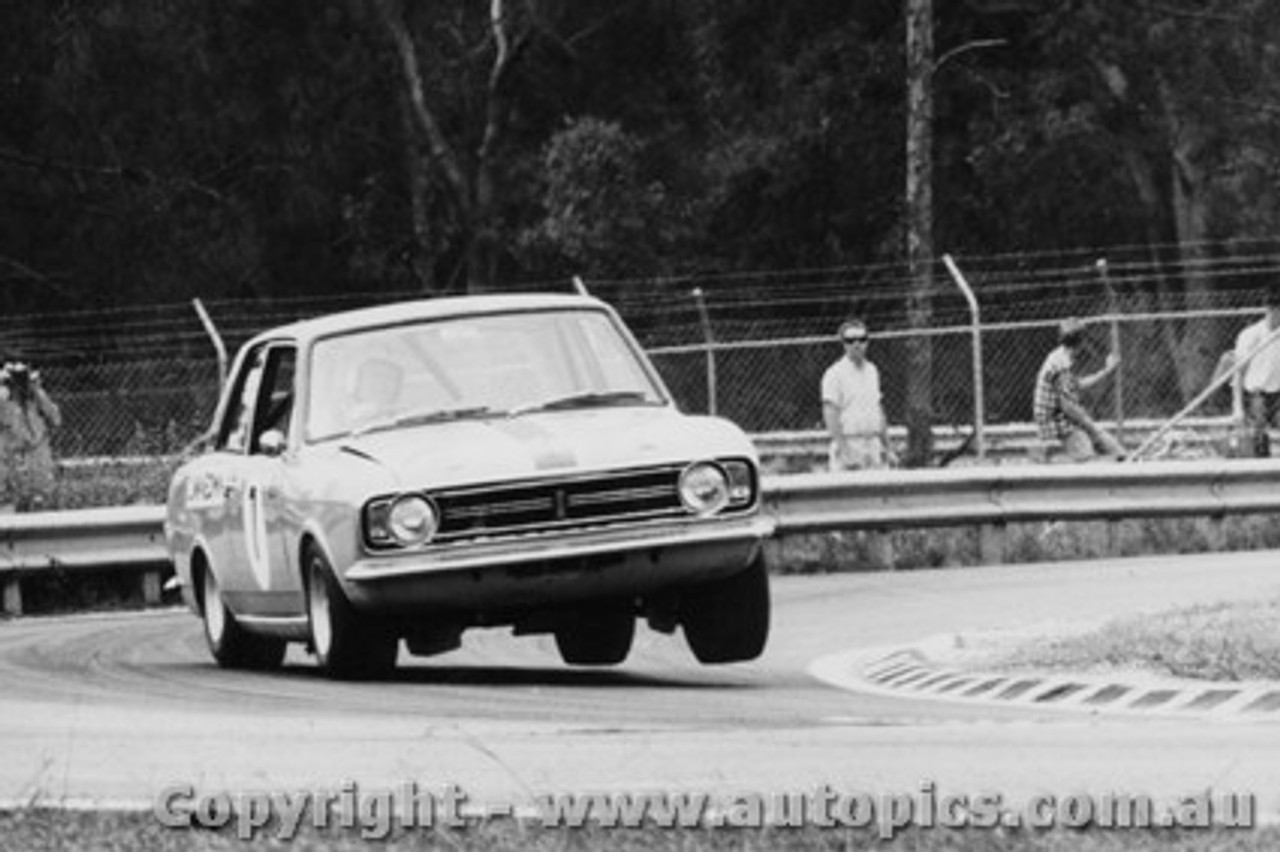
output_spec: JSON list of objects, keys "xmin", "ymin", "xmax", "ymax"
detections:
[{"xmin": 344, "ymin": 513, "xmax": 776, "ymax": 582}]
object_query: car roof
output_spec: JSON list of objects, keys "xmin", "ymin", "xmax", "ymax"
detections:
[{"xmin": 250, "ymin": 292, "xmax": 613, "ymax": 346}]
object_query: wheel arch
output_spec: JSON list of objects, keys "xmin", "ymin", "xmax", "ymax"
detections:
[
  {"xmin": 189, "ymin": 547, "xmax": 211, "ymax": 616},
  {"xmin": 296, "ymin": 521, "xmax": 351, "ymax": 599}
]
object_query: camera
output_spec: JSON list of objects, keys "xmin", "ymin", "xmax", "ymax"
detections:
[{"xmin": 1, "ymin": 362, "xmax": 34, "ymax": 395}]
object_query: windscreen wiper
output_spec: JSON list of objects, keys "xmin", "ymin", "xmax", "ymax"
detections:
[
  {"xmin": 349, "ymin": 405, "xmax": 500, "ymax": 437},
  {"xmin": 508, "ymin": 390, "xmax": 655, "ymax": 418}
]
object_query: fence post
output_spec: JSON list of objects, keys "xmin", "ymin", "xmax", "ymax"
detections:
[
  {"xmin": 692, "ymin": 287, "xmax": 717, "ymax": 416},
  {"xmin": 942, "ymin": 255, "xmax": 986, "ymax": 461},
  {"xmin": 1097, "ymin": 258, "xmax": 1125, "ymax": 443},
  {"xmin": 193, "ymin": 298, "xmax": 228, "ymax": 392}
]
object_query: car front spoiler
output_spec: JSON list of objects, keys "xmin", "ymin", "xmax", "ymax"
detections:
[{"xmin": 344, "ymin": 513, "xmax": 776, "ymax": 582}]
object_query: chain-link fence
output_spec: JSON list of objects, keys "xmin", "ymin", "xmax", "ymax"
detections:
[
  {"xmin": 649, "ymin": 306, "xmax": 1265, "ymax": 437},
  {"xmin": 6, "ymin": 243, "xmax": 1280, "ymax": 460}
]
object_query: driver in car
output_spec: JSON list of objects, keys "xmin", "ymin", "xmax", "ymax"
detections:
[{"xmin": 348, "ymin": 357, "xmax": 405, "ymax": 430}]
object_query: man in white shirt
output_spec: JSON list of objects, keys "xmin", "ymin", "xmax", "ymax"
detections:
[
  {"xmin": 1233, "ymin": 289, "xmax": 1280, "ymax": 457},
  {"xmin": 821, "ymin": 319, "xmax": 895, "ymax": 471}
]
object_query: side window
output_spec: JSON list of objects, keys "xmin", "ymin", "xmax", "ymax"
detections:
[
  {"xmin": 217, "ymin": 348, "xmax": 267, "ymax": 453},
  {"xmin": 250, "ymin": 347, "xmax": 296, "ymax": 453}
]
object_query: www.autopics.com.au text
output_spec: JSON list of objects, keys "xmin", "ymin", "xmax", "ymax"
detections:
[{"xmin": 153, "ymin": 781, "xmax": 1257, "ymax": 841}]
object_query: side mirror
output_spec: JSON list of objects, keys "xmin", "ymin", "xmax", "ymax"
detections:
[{"xmin": 258, "ymin": 429, "xmax": 287, "ymax": 457}]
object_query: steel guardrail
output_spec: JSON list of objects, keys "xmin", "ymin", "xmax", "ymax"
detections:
[
  {"xmin": 763, "ymin": 458, "xmax": 1280, "ymax": 533},
  {"xmin": 4, "ymin": 457, "xmax": 1280, "ymax": 615},
  {"xmin": 0, "ymin": 505, "xmax": 169, "ymax": 615}
]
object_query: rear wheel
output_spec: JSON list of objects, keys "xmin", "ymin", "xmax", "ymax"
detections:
[
  {"xmin": 554, "ymin": 608, "xmax": 636, "ymax": 666},
  {"xmin": 200, "ymin": 565, "xmax": 286, "ymax": 671},
  {"xmin": 681, "ymin": 555, "xmax": 770, "ymax": 664},
  {"xmin": 304, "ymin": 545, "xmax": 398, "ymax": 680}
]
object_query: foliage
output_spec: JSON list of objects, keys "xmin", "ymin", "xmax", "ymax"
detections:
[
  {"xmin": 518, "ymin": 117, "xmax": 676, "ymax": 278},
  {"xmin": 4, "ymin": 2, "xmax": 1280, "ymax": 325}
]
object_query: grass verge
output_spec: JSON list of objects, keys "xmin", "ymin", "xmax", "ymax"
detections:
[{"xmin": 977, "ymin": 596, "xmax": 1280, "ymax": 682}]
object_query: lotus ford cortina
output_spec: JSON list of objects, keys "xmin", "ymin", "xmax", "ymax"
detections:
[{"xmin": 165, "ymin": 295, "xmax": 774, "ymax": 678}]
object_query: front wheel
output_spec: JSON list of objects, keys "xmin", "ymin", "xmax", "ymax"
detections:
[
  {"xmin": 680, "ymin": 555, "xmax": 770, "ymax": 664},
  {"xmin": 305, "ymin": 546, "xmax": 398, "ymax": 680},
  {"xmin": 200, "ymin": 565, "xmax": 286, "ymax": 671},
  {"xmin": 554, "ymin": 607, "xmax": 635, "ymax": 666}
]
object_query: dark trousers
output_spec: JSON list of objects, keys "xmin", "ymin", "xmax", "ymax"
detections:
[{"xmin": 1245, "ymin": 391, "xmax": 1280, "ymax": 457}]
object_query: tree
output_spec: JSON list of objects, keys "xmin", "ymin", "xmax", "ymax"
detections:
[
  {"xmin": 957, "ymin": 0, "xmax": 1280, "ymax": 402},
  {"xmin": 904, "ymin": 0, "xmax": 935, "ymax": 466},
  {"xmin": 364, "ymin": 0, "xmax": 589, "ymax": 292},
  {"xmin": 519, "ymin": 117, "xmax": 674, "ymax": 279}
]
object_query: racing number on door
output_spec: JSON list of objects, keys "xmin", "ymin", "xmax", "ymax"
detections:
[{"xmin": 243, "ymin": 482, "xmax": 271, "ymax": 590}]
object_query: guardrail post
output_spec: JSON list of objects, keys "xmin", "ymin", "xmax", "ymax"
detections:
[
  {"xmin": 1206, "ymin": 515, "xmax": 1227, "ymax": 553},
  {"xmin": 2, "ymin": 577, "xmax": 21, "ymax": 616},
  {"xmin": 870, "ymin": 531, "xmax": 895, "ymax": 570},
  {"xmin": 978, "ymin": 523, "xmax": 1005, "ymax": 565},
  {"xmin": 141, "ymin": 570, "xmax": 162, "ymax": 606},
  {"xmin": 1106, "ymin": 520, "xmax": 1122, "ymax": 558}
]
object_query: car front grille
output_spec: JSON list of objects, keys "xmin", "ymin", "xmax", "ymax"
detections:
[{"xmin": 431, "ymin": 465, "xmax": 690, "ymax": 544}]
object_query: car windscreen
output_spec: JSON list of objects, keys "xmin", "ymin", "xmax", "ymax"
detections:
[{"xmin": 305, "ymin": 308, "xmax": 666, "ymax": 442}]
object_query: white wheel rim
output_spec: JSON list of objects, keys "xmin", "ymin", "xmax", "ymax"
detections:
[
  {"xmin": 203, "ymin": 570, "xmax": 225, "ymax": 646},
  {"xmin": 308, "ymin": 559, "xmax": 332, "ymax": 661}
]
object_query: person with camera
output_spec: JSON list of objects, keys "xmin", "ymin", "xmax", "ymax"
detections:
[{"xmin": 0, "ymin": 361, "xmax": 62, "ymax": 511}]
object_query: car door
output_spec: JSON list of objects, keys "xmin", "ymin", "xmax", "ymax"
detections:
[
  {"xmin": 213, "ymin": 342, "xmax": 302, "ymax": 617},
  {"xmin": 240, "ymin": 343, "xmax": 302, "ymax": 616},
  {"xmin": 204, "ymin": 343, "xmax": 267, "ymax": 612}
]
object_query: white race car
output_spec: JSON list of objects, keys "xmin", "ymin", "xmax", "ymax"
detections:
[{"xmin": 165, "ymin": 294, "xmax": 774, "ymax": 678}]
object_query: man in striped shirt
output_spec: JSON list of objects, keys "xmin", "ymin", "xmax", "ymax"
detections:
[{"xmin": 1033, "ymin": 318, "xmax": 1124, "ymax": 461}]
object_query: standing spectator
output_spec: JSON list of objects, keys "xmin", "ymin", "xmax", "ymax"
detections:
[
  {"xmin": 0, "ymin": 362, "xmax": 62, "ymax": 511},
  {"xmin": 1232, "ymin": 288, "xmax": 1280, "ymax": 457},
  {"xmin": 822, "ymin": 319, "xmax": 895, "ymax": 471},
  {"xmin": 1032, "ymin": 318, "xmax": 1125, "ymax": 461}
]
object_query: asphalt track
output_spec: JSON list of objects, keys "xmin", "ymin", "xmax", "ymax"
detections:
[{"xmin": 2, "ymin": 549, "xmax": 1279, "ymax": 821}]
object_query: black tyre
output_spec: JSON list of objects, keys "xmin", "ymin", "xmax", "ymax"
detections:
[
  {"xmin": 304, "ymin": 545, "xmax": 398, "ymax": 680},
  {"xmin": 199, "ymin": 565, "xmax": 286, "ymax": 671},
  {"xmin": 681, "ymin": 555, "xmax": 770, "ymax": 664},
  {"xmin": 554, "ymin": 609, "xmax": 636, "ymax": 666}
]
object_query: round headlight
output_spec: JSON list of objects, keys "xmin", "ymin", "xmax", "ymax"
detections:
[
  {"xmin": 388, "ymin": 494, "xmax": 437, "ymax": 546},
  {"xmin": 679, "ymin": 462, "xmax": 730, "ymax": 516}
]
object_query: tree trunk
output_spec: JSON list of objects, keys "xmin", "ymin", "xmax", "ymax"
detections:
[
  {"xmin": 370, "ymin": 0, "xmax": 475, "ymax": 288},
  {"xmin": 468, "ymin": 0, "xmax": 521, "ymax": 292},
  {"xmin": 1158, "ymin": 74, "xmax": 1221, "ymax": 401},
  {"xmin": 1097, "ymin": 58, "xmax": 1223, "ymax": 408},
  {"xmin": 903, "ymin": 0, "xmax": 935, "ymax": 467},
  {"xmin": 397, "ymin": 94, "xmax": 436, "ymax": 293}
]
